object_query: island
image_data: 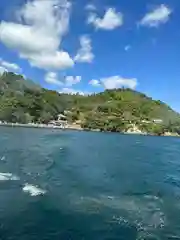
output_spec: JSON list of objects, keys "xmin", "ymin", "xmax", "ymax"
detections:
[{"xmin": 0, "ymin": 72, "xmax": 180, "ymax": 136}]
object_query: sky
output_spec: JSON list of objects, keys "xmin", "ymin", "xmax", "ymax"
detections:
[{"xmin": 0, "ymin": 0, "xmax": 180, "ymax": 111}]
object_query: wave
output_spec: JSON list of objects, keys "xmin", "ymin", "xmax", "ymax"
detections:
[
  {"xmin": 0, "ymin": 156, "xmax": 5, "ymax": 161},
  {"xmin": 22, "ymin": 184, "xmax": 46, "ymax": 196},
  {"xmin": 0, "ymin": 172, "xmax": 19, "ymax": 181}
]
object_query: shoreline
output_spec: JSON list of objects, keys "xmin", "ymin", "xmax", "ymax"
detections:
[
  {"xmin": 0, "ymin": 122, "xmax": 179, "ymax": 137},
  {"xmin": 0, "ymin": 122, "xmax": 84, "ymax": 131},
  {"xmin": 0, "ymin": 122, "xmax": 64, "ymax": 129}
]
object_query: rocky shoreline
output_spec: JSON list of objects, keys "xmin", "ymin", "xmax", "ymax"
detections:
[{"xmin": 0, "ymin": 122, "xmax": 179, "ymax": 137}]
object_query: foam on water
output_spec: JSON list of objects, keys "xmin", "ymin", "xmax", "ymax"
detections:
[
  {"xmin": 70, "ymin": 193, "xmax": 166, "ymax": 239},
  {"xmin": 0, "ymin": 156, "xmax": 5, "ymax": 161},
  {"xmin": 22, "ymin": 184, "xmax": 46, "ymax": 196},
  {"xmin": 0, "ymin": 172, "xmax": 20, "ymax": 181}
]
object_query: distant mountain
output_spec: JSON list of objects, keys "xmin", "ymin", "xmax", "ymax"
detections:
[{"xmin": 0, "ymin": 72, "xmax": 179, "ymax": 134}]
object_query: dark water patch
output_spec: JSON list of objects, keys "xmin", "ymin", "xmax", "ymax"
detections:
[{"xmin": 0, "ymin": 201, "xmax": 139, "ymax": 240}]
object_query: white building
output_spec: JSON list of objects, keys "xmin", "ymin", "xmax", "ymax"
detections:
[
  {"xmin": 153, "ymin": 119, "xmax": 163, "ymax": 124},
  {"xmin": 49, "ymin": 114, "xmax": 67, "ymax": 128}
]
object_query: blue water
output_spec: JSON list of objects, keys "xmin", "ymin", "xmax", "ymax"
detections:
[{"xmin": 0, "ymin": 127, "xmax": 180, "ymax": 239}]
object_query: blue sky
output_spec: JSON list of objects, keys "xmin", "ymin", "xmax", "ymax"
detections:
[{"xmin": 0, "ymin": 0, "xmax": 180, "ymax": 111}]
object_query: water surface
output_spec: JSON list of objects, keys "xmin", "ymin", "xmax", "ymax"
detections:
[{"xmin": 0, "ymin": 127, "xmax": 180, "ymax": 239}]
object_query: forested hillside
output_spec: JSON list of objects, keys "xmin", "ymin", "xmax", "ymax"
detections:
[
  {"xmin": 67, "ymin": 89, "xmax": 180, "ymax": 133},
  {"xmin": 0, "ymin": 72, "xmax": 179, "ymax": 134},
  {"xmin": 0, "ymin": 72, "xmax": 71, "ymax": 123}
]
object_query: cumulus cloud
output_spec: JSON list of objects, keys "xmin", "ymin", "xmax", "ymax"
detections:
[
  {"xmin": 74, "ymin": 35, "xmax": 94, "ymax": 63},
  {"xmin": 89, "ymin": 79, "xmax": 100, "ymax": 87},
  {"xmin": 101, "ymin": 76, "xmax": 137, "ymax": 89},
  {"xmin": 0, "ymin": 0, "xmax": 74, "ymax": 70},
  {"xmin": 0, "ymin": 58, "xmax": 21, "ymax": 72},
  {"xmin": 45, "ymin": 72, "xmax": 63, "ymax": 86},
  {"xmin": 139, "ymin": 4, "xmax": 172, "ymax": 27},
  {"xmin": 29, "ymin": 51, "xmax": 73, "ymax": 70},
  {"xmin": 88, "ymin": 8, "xmax": 123, "ymax": 30},
  {"xmin": 45, "ymin": 72, "xmax": 81, "ymax": 87},
  {"xmin": 65, "ymin": 76, "xmax": 81, "ymax": 86},
  {"xmin": 90, "ymin": 76, "xmax": 137, "ymax": 89},
  {"xmin": 85, "ymin": 3, "xmax": 96, "ymax": 11},
  {"xmin": 0, "ymin": 66, "xmax": 7, "ymax": 75},
  {"xmin": 60, "ymin": 87, "xmax": 86, "ymax": 95}
]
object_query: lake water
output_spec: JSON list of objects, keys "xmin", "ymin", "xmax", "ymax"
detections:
[{"xmin": 0, "ymin": 127, "xmax": 180, "ymax": 239}]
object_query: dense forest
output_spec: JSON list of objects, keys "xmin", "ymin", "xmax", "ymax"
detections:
[
  {"xmin": 0, "ymin": 72, "xmax": 73, "ymax": 124},
  {"xmin": 0, "ymin": 72, "xmax": 180, "ymax": 135}
]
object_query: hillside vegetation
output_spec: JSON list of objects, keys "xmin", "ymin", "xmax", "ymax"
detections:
[
  {"xmin": 67, "ymin": 90, "xmax": 180, "ymax": 134},
  {"xmin": 0, "ymin": 72, "xmax": 180, "ymax": 134},
  {"xmin": 0, "ymin": 72, "xmax": 69, "ymax": 123}
]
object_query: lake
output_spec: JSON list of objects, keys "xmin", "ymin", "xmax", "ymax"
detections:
[{"xmin": 0, "ymin": 126, "xmax": 180, "ymax": 239}]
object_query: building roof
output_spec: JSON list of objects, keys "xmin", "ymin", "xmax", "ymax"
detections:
[{"xmin": 58, "ymin": 114, "xmax": 66, "ymax": 118}]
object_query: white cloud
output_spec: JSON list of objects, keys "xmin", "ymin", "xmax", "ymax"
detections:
[
  {"xmin": 45, "ymin": 72, "xmax": 63, "ymax": 86},
  {"xmin": 60, "ymin": 87, "xmax": 86, "ymax": 95},
  {"xmin": 124, "ymin": 45, "xmax": 131, "ymax": 51},
  {"xmin": 0, "ymin": 58, "xmax": 21, "ymax": 72},
  {"xmin": 29, "ymin": 51, "xmax": 73, "ymax": 70},
  {"xmin": 85, "ymin": 3, "xmax": 96, "ymax": 11},
  {"xmin": 65, "ymin": 76, "xmax": 81, "ymax": 86},
  {"xmin": 74, "ymin": 35, "xmax": 94, "ymax": 63},
  {"xmin": 0, "ymin": 66, "xmax": 7, "ymax": 75},
  {"xmin": 89, "ymin": 79, "xmax": 100, "ymax": 87},
  {"xmin": 88, "ymin": 8, "xmax": 123, "ymax": 30},
  {"xmin": 89, "ymin": 76, "xmax": 137, "ymax": 89},
  {"xmin": 45, "ymin": 72, "xmax": 81, "ymax": 87},
  {"xmin": 139, "ymin": 4, "xmax": 172, "ymax": 27},
  {"xmin": 101, "ymin": 76, "xmax": 137, "ymax": 89},
  {"xmin": 0, "ymin": 0, "xmax": 74, "ymax": 70}
]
